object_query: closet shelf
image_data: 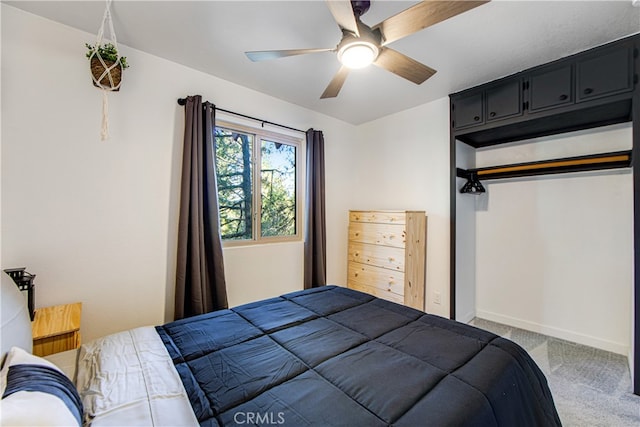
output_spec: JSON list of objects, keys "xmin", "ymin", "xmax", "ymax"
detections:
[{"xmin": 457, "ymin": 150, "xmax": 631, "ymax": 181}]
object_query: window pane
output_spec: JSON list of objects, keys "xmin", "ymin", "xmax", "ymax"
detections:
[
  {"xmin": 260, "ymin": 140, "xmax": 296, "ymax": 237},
  {"xmin": 214, "ymin": 127, "xmax": 253, "ymax": 240}
]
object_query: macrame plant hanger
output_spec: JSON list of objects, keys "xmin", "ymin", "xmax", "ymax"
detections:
[{"xmin": 89, "ymin": 0, "xmax": 122, "ymax": 141}]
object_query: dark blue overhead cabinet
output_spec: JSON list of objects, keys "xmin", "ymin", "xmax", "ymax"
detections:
[
  {"xmin": 451, "ymin": 90, "xmax": 483, "ymax": 130},
  {"xmin": 485, "ymin": 78, "xmax": 523, "ymax": 122},
  {"xmin": 576, "ymin": 42, "xmax": 634, "ymax": 102},
  {"xmin": 528, "ymin": 63, "xmax": 573, "ymax": 112},
  {"xmin": 450, "ymin": 36, "xmax": 636, "ymax": 147}
]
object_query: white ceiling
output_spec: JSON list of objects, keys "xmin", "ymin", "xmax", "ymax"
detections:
[{"xmin": 7, "ymin": 0, "xmax": 640, "ymax": 124}]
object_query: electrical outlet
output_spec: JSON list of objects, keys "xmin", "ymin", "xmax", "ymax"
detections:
[{"xmin": 434, "ymin": 291, "xmax": 441, "ymax": 305}]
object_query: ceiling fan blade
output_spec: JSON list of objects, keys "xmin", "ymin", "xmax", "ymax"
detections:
[
  {"xmin": 320, "ymin": 66, "xmax": 350, "ymax": 99},
  {"xmin": 325, "ymin": 0, "xmax": 360, "ymax": 36},
  {"xmin": 374, "ymin": 1, "xmax": 489, "ymax": 46},
  {"xmin": 373, "ymin": 48, "xmax": 436, "ymax": 85},
  {"xmin": 246, "ymin": 48, "xmax": 333, "ymax": 62}
]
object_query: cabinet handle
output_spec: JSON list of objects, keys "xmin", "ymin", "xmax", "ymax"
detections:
[
  {"xmin": 558, "ymin": 94, "xmax": 568, "ymax": 101},
  {"xmin": 489, "ymin": 112, "xmax": 496, "ymax": 118},
  {"xmin": 583, "ymin": 88, "xmax": 593, "ymax": 95},
  {"xmin": 473, "ymin": 116, "xmax": 480, "ymax": 121}
]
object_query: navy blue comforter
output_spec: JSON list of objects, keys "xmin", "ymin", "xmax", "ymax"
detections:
[{"xmin": 156, "ymin": 286, "xmax": 561, "ymax": 426}]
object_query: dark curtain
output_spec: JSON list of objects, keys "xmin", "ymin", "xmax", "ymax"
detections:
[
  {"xmin": 304, "ymin": 129, "xmax": 327, "ymax": 289},
  {"xmin": 175, "ymin": 95, "xmax": 228, "ymax": 320}
]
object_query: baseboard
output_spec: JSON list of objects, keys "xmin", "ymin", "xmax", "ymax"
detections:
[{"xmin": 476, "ymin": 310, "xmax": 629, "ymax": 356}]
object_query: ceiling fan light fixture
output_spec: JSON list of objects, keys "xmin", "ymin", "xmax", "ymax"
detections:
[{"xmin": 338, "ymin": 41, "xmax": 379, "ymax": 69}]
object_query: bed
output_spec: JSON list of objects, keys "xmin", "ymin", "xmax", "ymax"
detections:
[{"xmin": 1, "ymin": 273, "xmax": 561, "ymax": 426}]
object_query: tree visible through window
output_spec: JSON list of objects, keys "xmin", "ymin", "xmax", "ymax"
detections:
[
  {"xmin": 214, "ymin": 124, "xmax": 299, "ymax": 242},
  {"xmin": 215, "ymin": 127, "xmax": 253, "ymax": 240},
  {"xmin": 261, "ymin": 140, "xmax": 296, "ymax": 237}
]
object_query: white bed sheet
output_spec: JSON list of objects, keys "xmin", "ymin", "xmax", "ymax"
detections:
[{"xmin": 76, "ymin": 326, "xmax": 198, "ymax": 426}]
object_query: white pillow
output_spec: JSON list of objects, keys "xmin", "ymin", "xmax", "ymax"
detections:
[
  {"xmin": 0, "ymin": 347, "xmax": 82, "ymax": 426},
  {"xmin": 1, "ymin": 272, "xmax": 32, "ymax": 361}
]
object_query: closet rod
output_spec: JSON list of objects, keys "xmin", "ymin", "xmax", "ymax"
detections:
[
  {"xmin": 457, "ymin": 150, "xmax": 632, "ymax": 181},
  {"xmin": 177, "ymin": 98, "xmax": 306, "ymax": 134}
]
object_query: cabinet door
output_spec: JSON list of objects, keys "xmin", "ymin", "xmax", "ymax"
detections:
[
  {"xmin": 576, "ymin": 43, "xmax": 633, "ymax": 102},
  {"xmin": 529, "ymin": 64, "xmax": 573, "ymax": 112},
  {"xmin": 451, "ymin": 91, "xmax": 484, "ymax": 130},
  {"xmin": 486, "ymin": 79, "xmax": 522, "ymax": 122}
]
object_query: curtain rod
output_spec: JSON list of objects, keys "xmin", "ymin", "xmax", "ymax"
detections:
[{"xmin": 177, "ymin": 98, "xmax": 306, "ymax": 134}]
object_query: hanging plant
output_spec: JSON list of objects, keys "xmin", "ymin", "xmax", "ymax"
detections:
[
  {"xmin": 86, "ymin": 42, "xmax": 129, "ymax": 91},
  {"xmin": 87, "ymin": 0, "xmax": 127, "ymax": 140}
]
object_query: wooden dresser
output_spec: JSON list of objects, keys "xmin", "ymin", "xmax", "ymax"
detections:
[{"xmin": 347, "ymin": 210, "xmax": 426, "ymax": 310}]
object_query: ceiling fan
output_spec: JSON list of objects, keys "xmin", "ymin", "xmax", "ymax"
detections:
[{"xmin": 245, "ymin": 0, "xmax": 489, "ymax": 99}]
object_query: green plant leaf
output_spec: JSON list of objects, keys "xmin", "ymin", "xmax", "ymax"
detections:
[{"xmin": 85, "ymin": 42, "xmax": 129, "ymax": 69}]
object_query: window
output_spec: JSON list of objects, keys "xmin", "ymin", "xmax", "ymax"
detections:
[{"xmin": 214, "ymin": 122, "xmax": 301, "ymax": 244}]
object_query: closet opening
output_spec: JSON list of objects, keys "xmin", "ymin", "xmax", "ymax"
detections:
[{"xmin": 454, "ymin": 123, "xmax": 634, "ymax": 397}]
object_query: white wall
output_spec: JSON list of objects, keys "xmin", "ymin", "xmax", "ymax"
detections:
[
  {"xmin": 474, "ymin": 124, "xmax": 633, "ymax": 355},
  {"xmin": 1, "ymin": 6, "xmax": 357, "ymax": 341},
  {"xmin": 353, "ymin": 99, "xmax": 451, "ymax": 317}
]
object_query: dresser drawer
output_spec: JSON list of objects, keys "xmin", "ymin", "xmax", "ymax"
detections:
[
  {"xmin": 348, "ymin": 222, "xmax": 405, "ymax": 248},
  {"xmin": 348, "ymin": 261, "xmax": 404, "ymax": 295},
  {"xmin": 350, "ymin": 210, "xmax": 406, "ymax": 225},
  {"xmin": 347, "ymin": 242, "xmax": 405, "ymax": 272},
  {"xmin": 347, "ymin": 282, "xmax": 404, "ymax": 305}
]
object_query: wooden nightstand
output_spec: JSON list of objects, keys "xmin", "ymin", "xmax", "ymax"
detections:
[{"xmin": 32, "ymin": 303, "xmax": 82, "ymax": 357}]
